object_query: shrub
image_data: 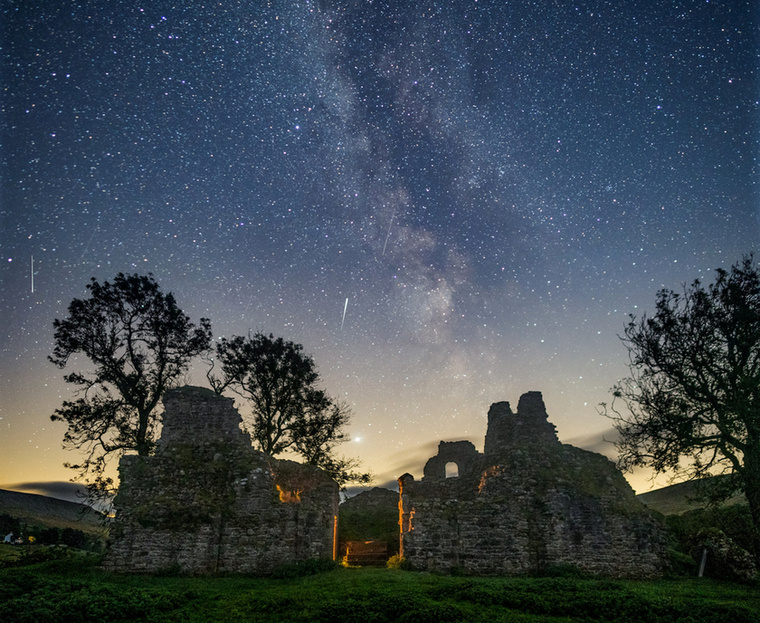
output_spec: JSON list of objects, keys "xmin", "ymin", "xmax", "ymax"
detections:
[
  {"xmin": 60, "ymin": 528, "xmax": 88, "ymax": 549},
  {"xmin": 666, "ymin": 547, "xmax": 697, "ymax": 577},
  {"xmin": 386, "ymin": 554, "xmax": 410, "ymax": 570},
  {"xmin": 7, "ymin": 546, "xmax": 74, "ymax": 568},
  {"xmin": 667, "ymin": 505, "xmax": 754, "ymax": 555}
]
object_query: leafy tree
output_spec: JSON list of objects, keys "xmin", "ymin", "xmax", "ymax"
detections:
[
  {"xmin": 208, "ymin": 332, "xmax": 370, "ymax": 488},
  {"xmin": 50, "ymin": 273, "xmax": 212, "ymax": 498},
  {"xmin": 289, "ymin": 393, "xmax": 371, "ymax": 489},
  {"xmin": 605, "ymin": 256, "xmax": 760, "ymax": 560}
]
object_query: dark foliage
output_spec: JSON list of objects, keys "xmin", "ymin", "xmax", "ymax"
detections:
[
  {"xmin": 0, "ymin": 513, "xmax": 20, "ymax": 536},
  {"xmin": 0, "ymin": 566, "xmax": 192, "ymax": 623},
  {"xmin": 667, "ymin": 504, "xmax": 755, "ymax": 556},
  {"xmin": 49, "ymin": 273, "xmax": 211, "ymax": 500},
  {"xmin": 604, "ymin": 256, "xmax": 760, "ymax": 560},
  {"xmin": 428, "ymin": 576, "xmax": 758, "ymax": 622},
  {"xmin": 0, "ymin": 558, "xmax": 757, "ymax": 623},
  {"xmin": 665, "ymin": 504, "xmax": 757, "ymax": 580},
  {"xmin": 207, "ymin": 332, "xmax": 370, "ymax": 488}
]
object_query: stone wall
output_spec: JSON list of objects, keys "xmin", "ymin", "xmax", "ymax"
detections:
[
  {"xmin": 399, "ymin": 392, "xmax": 668, "ymax": 578},
  {"xmin": 103, "ymin": 386, "xmax": 339, "ymax": 574}
]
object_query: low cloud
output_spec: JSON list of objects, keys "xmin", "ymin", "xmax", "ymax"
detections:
[{"xmin": 564, "ymin": 427, "xmax": 621, "ymax": 460}]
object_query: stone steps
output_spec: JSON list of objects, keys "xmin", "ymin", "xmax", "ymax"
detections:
[{"xmin": 343, "ymin": 540, "xmax": 388, "ymax": 567}]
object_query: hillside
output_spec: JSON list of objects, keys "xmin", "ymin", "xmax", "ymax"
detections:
[
  {"xmin": 0, "ymin": 489, "xmax": 104, "ymax": 535},
  {"xmin": 636, "ymin": 478, "xmax": 747, "ymax": 515}
]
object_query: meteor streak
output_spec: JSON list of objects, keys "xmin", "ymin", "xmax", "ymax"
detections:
[
  {"xmin": 340, "ymin": 297, "xmax": 348, "ymax": 331},
  {"xmin": 381, "ymin": 208, "xmax": 396, "ymax": 256}
]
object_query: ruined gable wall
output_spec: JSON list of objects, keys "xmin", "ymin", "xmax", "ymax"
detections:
[
  {"xmin": 103, "ymin": 386, "xmax": 338, "ymax": 574},
  {"xmin": 422, "ymin": 441, "xmax": 480, "ymax": 480},
  {"xmin": 399, "ymin": 392, "xmax": 667, "ymax": 578}
]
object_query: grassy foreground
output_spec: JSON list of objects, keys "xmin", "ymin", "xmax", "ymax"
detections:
[{"xmin": 1, "ymin": 551, "xmax": 758, "ymax": 623}]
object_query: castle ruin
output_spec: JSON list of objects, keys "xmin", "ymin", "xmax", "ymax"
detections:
[
  {"xmin": 103, "ymin": 386, "xmax": 339, "ymax": 574},
  {"xmin": 399, "ymin": 392, "xmax": 668, "ymax": 577}
]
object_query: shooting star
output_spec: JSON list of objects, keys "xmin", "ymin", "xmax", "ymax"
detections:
[
  {"xmin": 381, "ymin": 208, "xmax": 396, "ymax": 256},
  {"xmin": 30, "ymin": 255, "xmax": 34, "ymax": 293},
  {"xmin": 340, "ymin": 297, "xmax": 349, "ymax": 331}
]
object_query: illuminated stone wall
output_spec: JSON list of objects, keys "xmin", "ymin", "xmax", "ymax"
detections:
[
  {"xmin": 399, "ymin": 392, "xmax": 667, "ymax": 578},
  {"xmin": 103, "ymin": 386, "xmax": 339, "ymax": 574}
]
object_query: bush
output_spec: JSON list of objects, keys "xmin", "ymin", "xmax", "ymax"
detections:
[
  {"xmin": 60, "ymin": 528, "xmax": 88, "ymax": 549},
  {"xmin": 667, "ymin": 547, "xmax": 697, "ymax": 577},
  {"xmin": 667, "ymin": 505, "xmax": 754, "ymax": 557},
  {"xmin": 38, "ymin": 528, "xmax": 61, "ymax": 545},
  {"xmin": 665, "ymin": 504, "xmax": 757, "ymax": 579},
  {"xmin": 386, "ymin": 554, "xmax": 410, "ymax": 570},
  {"xmin": 0, "ymin": 545, "xmax": 74, "ymax": 569}
]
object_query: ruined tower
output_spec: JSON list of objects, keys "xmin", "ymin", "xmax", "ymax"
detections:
[
  {"xmin": 103, "ymin": 386, "xmax": 339, "ymax": 574},
  {"xmin": 399, "ymin": 391, "xmax": 667, "ymax": 577}
]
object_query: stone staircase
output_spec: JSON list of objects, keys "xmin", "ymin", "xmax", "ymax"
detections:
[{"xmin": 343, "ymin": 540, "xmax": 388, "ymax": 566}]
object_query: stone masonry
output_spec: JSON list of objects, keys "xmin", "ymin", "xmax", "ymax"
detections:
[
  {"xmin": 103, "ymin": 386, "xmax": 339, "ymax": 573},
  {"xmin": 399, "ymin": 392, "xmax": 668, "ymax": 577}
]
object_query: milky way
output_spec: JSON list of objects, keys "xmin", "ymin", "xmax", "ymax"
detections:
[{"xmin": 1, "ymin": 1, "xmax": 757, "ymax": 494}]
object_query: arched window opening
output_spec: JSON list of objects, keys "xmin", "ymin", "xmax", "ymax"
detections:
[{"xmin": 445, "ymin": 462, "xmax": 459, "ymax": 478}]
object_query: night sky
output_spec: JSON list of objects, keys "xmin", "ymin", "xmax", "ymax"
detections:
[{"xmin": 1, "ymin": 1, "xmax": 757, "ymax": 499}]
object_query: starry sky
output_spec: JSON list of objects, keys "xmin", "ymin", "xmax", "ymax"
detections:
[{"xmin": 1, "ymin": 0, "xmax": 757, "ymax": 500}]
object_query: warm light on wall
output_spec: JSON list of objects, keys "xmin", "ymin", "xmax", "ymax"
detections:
[{"xmin": 276, "ymin": 485, "xmax": 302, "ymax": 503}]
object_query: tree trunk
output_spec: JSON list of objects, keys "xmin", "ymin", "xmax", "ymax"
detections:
[{"xmin": 136, "ymin": 409, "xmax": 151, "ymax": 456}]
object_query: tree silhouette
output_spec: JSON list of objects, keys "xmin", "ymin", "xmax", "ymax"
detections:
[
  {"xmin": 208, "ymin": 332, "xmax": 370, "ymax": 488},
  {"xmin": 605, "ymin": 256, "xmax": 760, "ymax": 561},
  {"xmin": 50, "ymin": 273, "xmax": 211, "ymax": 499}
]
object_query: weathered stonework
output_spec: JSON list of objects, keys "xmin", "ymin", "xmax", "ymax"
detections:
[
  {"xmin": 399, "ymin": 392, "xmax": 668, "ymax": 577},
  {"xmin": 103, "ymin": 386, "xmax": 339, "ymax": 574}
]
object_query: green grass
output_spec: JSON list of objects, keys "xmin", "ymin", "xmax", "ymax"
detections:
[
  {"xmin": 1, "ymin": 553, "xmax": 758, "ymax": 623},
  {"xmin": 0, "ymin": 544, "xmax": 23, "ymax": 565}
]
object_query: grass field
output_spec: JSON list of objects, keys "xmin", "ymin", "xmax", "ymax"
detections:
[{"xmin": 1, "ymin": 549, "xmax": 758, "ymax": 623}]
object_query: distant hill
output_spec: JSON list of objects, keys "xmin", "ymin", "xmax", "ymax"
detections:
[
  {"xmin": 0, "ymin": 489, "xmax": 105, "ymax": 535},
  {"xmin": 341, "ymin": 486, "xmax": 398, "ymax": 510},
  {"xmin": 637, "ymin": 478, "xmax": 746, "ymax": 516}
]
